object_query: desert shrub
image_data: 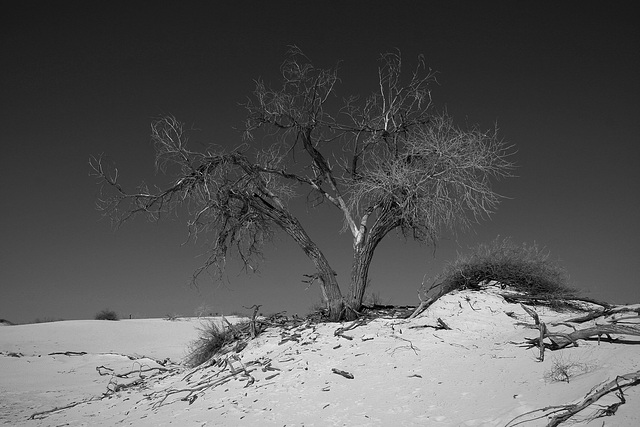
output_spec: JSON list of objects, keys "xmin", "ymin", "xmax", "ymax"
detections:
[
  {"xmin": 544, "ymin": 354, "xmax": 595, "ymax": 383},
  {"xmin": 185, "ymin": 320, "xmax": 250, "ymax": 367},
  {"xmin": 95, "ymin": 309, "xmax": 119, "ymax": 321},
  {"xmin": 437, "ymin": 237, "xmax": 577, "ymax": 301}
]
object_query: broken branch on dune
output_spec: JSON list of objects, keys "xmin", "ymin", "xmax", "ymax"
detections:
[
  {"xmin": 525, "ymin": 323, "xmax": 640, "ymax": 351},
  {"xmin": 520, "ymin": 304, "xmax": 640, "ymax": 353},
  {"xmin": 147, "ymin": 355, "xmax": 273, "ymax": 409},
  {"xmin": 334, "ymin": 317, "xmax": 368, "ymax": 340},
  {"xmin": 556, "ymin": 303, "xmax": 640, "ymax": 325},
  {"xmin": 29, "ymin": 396, "xmax": 102, "ymax": 420},
  {"xmin": 48, "ymin": 351, "xmax": 88, "ymax": 356},
  {"xmin": 506, "ymin": 370, "xmax": 640, "ymax": 427},
  {"xmin": 96, "ymin": 364, "xmax": 171, "ymax": 378}
]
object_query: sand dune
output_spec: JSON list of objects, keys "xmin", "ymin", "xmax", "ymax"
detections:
[{"xmin": 1, "ymin": 288, "xmax": 638, "ymax": 426}]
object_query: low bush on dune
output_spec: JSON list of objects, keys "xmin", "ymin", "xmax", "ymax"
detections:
[
  {"xmin": 95, "ymin": 309, "xmax": 119, "ymax": 321},
  {"xmin": 437, "ymin": 237, "xmax": 577, "ymax": 301},
  {"xmin": 185, "ymin": 319, "xmax": 253, "ymax": 367}
]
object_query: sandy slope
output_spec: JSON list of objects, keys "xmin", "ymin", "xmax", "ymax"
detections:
[{"xmin": 1, "ymin": 289, "xmax": 638, "ymax": 426}]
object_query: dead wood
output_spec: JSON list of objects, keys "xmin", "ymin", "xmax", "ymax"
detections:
[
  {"xmin": 332, "ymin": 368, "xmax": 354, "ymax": 379},
  {"xmin": 548, "ymin": 370, "xmax": 640, "ymax": 426},
  {"xmin": 519, "ymin": 304, "xmax": 640, "ymax": 352},
  {"xmin": 334, "ymin": 317, "xmax": 368, "ymax": 340},
  {"xmin": 521, "ymin": 304, "xmax": 546, "ymax": 360},
  {"xmin": 407, "ymin": 295, "xmax": 433, "ymax": 319},
  {"xmin": 436, "ymin": 318, "xmax": 451, "ymax": 330},
  {"xmin": 407, "ymin": 318, "xmax": 451, "ymax": 331},
  {"xmin": 148, "ymin": 355, "xmax": 281, "ymax": 409},
  {"xmin": 559, "ymin": 309, "xmax": 606, "ymax": 324},
  {"xmin": 502, "ymin": 294, "xmax": 611, "ymax": 312},
  {"xmin": 505, "ymin": 370, "xmax": 640, "ymax": 427},
  {"xmin": 559, "ymin": 304, "xmax": 638, "ymax": 324},
  {"xmin": 527, "ymin": 324, "xmax": 640, "ymax": 351},
  {"xmin": 96, "ymin": 364, "xmax": 170, "ymax": 378},
  {"xmin": 243, "ymin": 304, "xmax": 263, "ymax": 338},
  {"xmin": 28, "ymin": 396, "xmax": 102, "ymax": 420},
  {"xmin": 48, "ymin": 351, "xmax": 87, "ymax": 356}
]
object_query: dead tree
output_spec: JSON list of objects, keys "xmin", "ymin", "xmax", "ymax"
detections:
[{"xmin": 92, "ymin": 47, "xmax": 514, "ymax": 321}]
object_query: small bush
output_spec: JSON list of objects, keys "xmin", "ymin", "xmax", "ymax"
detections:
[
  {"xmin": 544, "ymin": 354, "xmax": 595, "ymax": 383},
  {"xmin": 95, "ymin": 309, "xmax": 119, "ymax": 321},
  {"xmin": 437, "ymin": 237, "xmax": 577, "ymax": 301},
  {"xmin": 185, "ymin": 320, "xmax": 249, "ymax": 367}
]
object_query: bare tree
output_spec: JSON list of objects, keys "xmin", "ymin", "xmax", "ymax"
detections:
[{"xmin": 91, "ymin": 47, "xmax": 514, "ymax": 321}]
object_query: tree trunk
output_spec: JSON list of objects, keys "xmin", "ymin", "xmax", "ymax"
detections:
[
  {"xmin": 253, "ymin": 196, "xmax": 345, "ymax": 321},
  {"xmin": 346, "ymin": 239, "xmax": 376, "ymax": 320},
  {"xmin": 288, "ymin": 223, "xmax": 344, "ymax": 321},
  {"xmin": 346, "ymin": 203, "xmax": 399, "ymax": 320}
]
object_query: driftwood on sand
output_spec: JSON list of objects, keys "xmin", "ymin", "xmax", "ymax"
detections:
[
  {"xmin": 505, "ymin": 369, "xmax": 640, "ymax": 427},
  {"xmin": 512, "ymin": 301, "xmax": 640, "ymax": 426},
  {"xmin": 521, "ymin": 304, "xmax": 640, "ymax": 353}
]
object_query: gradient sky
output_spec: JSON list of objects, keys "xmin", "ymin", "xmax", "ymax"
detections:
[{"xmin": 2, "ymin": 2, "xmax": 638, "ymax": 324}]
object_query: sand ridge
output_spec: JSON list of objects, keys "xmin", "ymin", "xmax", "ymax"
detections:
[{"xmin": 1, "ymin": 289, "xmax": 639, "ymax": 426}]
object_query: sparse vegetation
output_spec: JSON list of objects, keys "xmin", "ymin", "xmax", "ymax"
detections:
[
  {"xmin": 544, "ymin": 354, "xmax": 595, "ymax": 383},
  {"xmin": 185, "ymin": 319, "xmax": 251, "ymax": 367},
  {"xmin": 435, "ymin": 237, "xmax": 577, "ymax": 302},
  {"xmin": 95, "ymin": 309, "xmax": 119, "ymax": 321}
]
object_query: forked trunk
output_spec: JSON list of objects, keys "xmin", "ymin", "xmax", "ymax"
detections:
[
  {"xmin": 346, "ymin": 203, "xmax": 400, "ymax": 320},
  {"xmin": 346, "ymin": 241, "xmax": 375, "ymax": 320}
]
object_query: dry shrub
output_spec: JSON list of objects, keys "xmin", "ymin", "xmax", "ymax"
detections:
[
  {"xmin": 185, "ymin": 319, "xmax": 250, "ymax": 367},
  {"xmin": 544, "ymin": 354, "xmax": 596, "ymax": 383},
  {"xmin": 438, "ymin": 237, "xmax": 577, "ymax": 302},
  {"xmin": 95, "ymin": 309, "xmax": 119, "ymax": 321}
]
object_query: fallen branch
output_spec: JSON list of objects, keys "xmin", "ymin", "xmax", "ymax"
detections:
[
  {"xmin": 506, "ymin": 370, "xmax": 640, "ymax": 426},
  {"xmin": 29, "ymin": 396, "xmax": 102, "ymax": 420},
  {"xmin": 334, "ymin": 317, "xmax": 368, "ymax": 340},
  {"xmin": 147, "ymin": 355, "xmax": 269, "ymax": 409},
  {"xmin": 521, "ymin": 304, "xmax": 546, "ymax": 361},
  {"xmin": 436, "ymin": 318, "xmax": 452, "ymax": 330},
  {"xmin": 96, "ymin": 364, "xmax": 170, "ymax": 378},
  {"xmin": 502, "ymin": 294, "xmax": 610, "ymax": 311},
  {"xmin": 106, "ymin": 377, "xmax": 145, "ymax": 395},
  {"xmin": 558, "ymin": 304, "xmax": 639, "ymax": 324},
  {"xmin": 332, "ymin": 368, "xmax": 354, "ymax": 379},
  {"xmin": 407, "ymin": 293, "xmax": 433, "ymax": 319},
  {"xmin": 519, "ymin": 304, "xmax": 640, "ymax": 352},
  {"xmin": 525, "ymin": 324, "xmax": 640, "ymax": 351},
  {"xmin": 389, "ymin": 335, "xmax": 420, "ymax": 355},
  {"xmin": 48, "ymin": 351, "xmax": 87, "ymax": 356}
]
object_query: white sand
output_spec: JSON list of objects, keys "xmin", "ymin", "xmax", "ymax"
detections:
[{"xmin": 1, "ymin": 289, "xmax": 638, "ymax": 426}]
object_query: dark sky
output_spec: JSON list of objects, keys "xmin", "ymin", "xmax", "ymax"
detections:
[{"xmin": 2, "ymin": 2, "xmax": 638, "ymax": 324}]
